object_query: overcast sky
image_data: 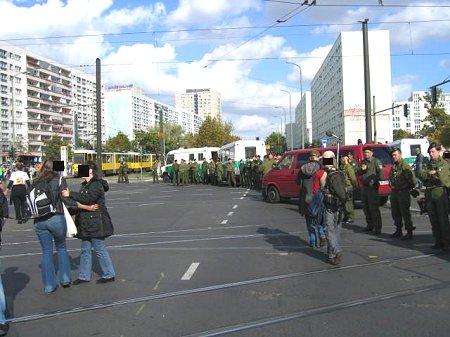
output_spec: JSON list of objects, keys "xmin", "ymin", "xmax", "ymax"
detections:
[{"xmin": 1, "ymin": 0, "xmax": 450, "ymax": 139}]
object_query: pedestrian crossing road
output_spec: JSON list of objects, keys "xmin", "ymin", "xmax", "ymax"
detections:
[{"xmin": 1, "ymin": 182, "xmax": 449, "ymax": 337}]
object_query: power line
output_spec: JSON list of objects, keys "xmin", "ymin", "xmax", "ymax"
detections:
[{"xmin": 263, "ymin": 0, "xmax": 450, "ymax": 7}]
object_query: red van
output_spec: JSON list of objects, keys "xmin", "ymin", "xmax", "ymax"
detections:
[{"xmin": 262, "ymin": 144, "xmax": 393, "ymax": 205}]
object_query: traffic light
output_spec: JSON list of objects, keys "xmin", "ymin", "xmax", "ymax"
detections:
[
  {"xmin": 430, "ymin": 86, "xmax": 437, "ymax": 107},
  {"xmin": 403, "ymin": 103, "xmax": 409, "ymax": 117}
]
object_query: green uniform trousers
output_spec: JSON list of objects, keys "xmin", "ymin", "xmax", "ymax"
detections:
[
  {"xmin": 426, "ymin": 187, "xmax": 450, "ymax": 246},
  {"xmin": 361, "ymin": 186, "xmax": 382, "ymax": 231},
  {"xmin": 390, "ymin": 189, "xmax": 413, "ymax": 231}
]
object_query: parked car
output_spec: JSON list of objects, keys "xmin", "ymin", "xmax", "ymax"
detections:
[{"xmin": 262, "ymin": 143, "xmax": 393, "ymax": 205}]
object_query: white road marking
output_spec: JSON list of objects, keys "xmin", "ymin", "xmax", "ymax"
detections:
[
  {"xmin": 240, "ymin": 197, "xmax": 244, "ymax": 200},
  {"xmin": 181, "ymin": 262, "xmax": 200, "ymax": 281},
  {"xmin": 227, "ymin": 211, "xmax": 234, "ymax": 216},
  {"xmin": 192, "ymin": 193, "xmax": 213, "ymax": 196},
  {"xmin": 108, "ymin": 197, "xmax": 130, "ymax": 201},
  {"xmin": 232, "ymin": 205, "xmax": 238, "ymax": 209},
  {"xmin": 221, "ymin": 220, "xmax": 228, "ymax": 225},
  {"xmin": 153, "ymin": 272, "xmax": 165, "ymax": 291},
  {"xmin": 137, "ymin": 203, "xmax": 165, "ymax": 207}
]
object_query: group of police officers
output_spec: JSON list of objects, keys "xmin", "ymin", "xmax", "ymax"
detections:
[{"xmin": 169, "ymin": 154, "xmax": 279, "ymax": 188}]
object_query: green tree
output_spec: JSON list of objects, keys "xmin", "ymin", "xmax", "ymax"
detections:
[
  {"xmin": 77, "ymin": 139, "xmax": 94, "ymax": 150},
  {"xmin": 190, "ymin": 116, "xmax": 240, "ymax": 147},
  {"xmin": 132, "ymin": 130, "xmax": 160, "ymax": 153},
  {"xmin": 42, "ymin": 134, "xmax": 72, "ymax": 160},
  {"xmin": 304, "ymin": 139, "xmax": 322, "ymax": 148},
  {"xmin": 105, "ymin": 132, "xmax": 132, "ymax": 152},
  {"xmin": 393, "ymin": 129, "xmax": 416, "ymax": 141},
  {"xmin": 265, "ymin": 132, "xmax": 286, "ymax": 154},
  {"xmin": 418, "ymin": 108, "xmax": 450, "ymax": 143}
]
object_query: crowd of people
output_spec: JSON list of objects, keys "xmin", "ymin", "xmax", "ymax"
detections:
[
  {"xmin": 0, "ymin": 160, "xmax": 115, "ymax": 336},
  {"xmin": 297, "ymin": 143, "xmax": 450, "ymax": 266},
  {"xmin": 169, "ymin": 154, "xmax": 281, "ymax": 189}
]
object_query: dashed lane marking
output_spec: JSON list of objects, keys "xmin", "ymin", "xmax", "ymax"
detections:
[
  {"xmin": 233, "ymin": 205, "xmax": 238, "ymax": 209},
  {"xmin": 181, "ymin": 262, "xmax": 200, "ymax": 281},
  {"xmin": 227, "ymin": 212, "xmax": 234, "ymax": 216},
  {"xmin": 137, "ymin": 203, "xmax": 165, "ymax": 207},
  {"xmin": 221, "ymin": 220, "xmax": 228, "ymax": 225},
  {"xmin": 192, "ymin": 193, "xmax": 214, "ymax": 196},
  {"xmin": 240, "ymin": 197, "xmax": 244, "ymax": 200}
]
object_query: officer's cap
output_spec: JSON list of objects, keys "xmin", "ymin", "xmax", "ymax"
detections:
[
  {"xmin": 390, "ymin": 147, "xmax": 401, "ymax": 154},
  {"xmin": 364, "ymin": 147, "xmax": 373, "ymax": 152}
]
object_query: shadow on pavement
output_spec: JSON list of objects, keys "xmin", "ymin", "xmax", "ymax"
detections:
[
  {"xmin": 257, "ymin": 227, "xmax": 326, "ymax": 262},
  {"xmin": 68, "ymin": 254, "xmax": 104, "ymax": 278},
  {"xmin": 2, "ymin": 267, "xmax": 30, "ymax": 318}
]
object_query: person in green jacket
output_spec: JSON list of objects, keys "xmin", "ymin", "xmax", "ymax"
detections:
[
  {"xmin": 419, "ymin": 143, "xmax": 450, "ymax": 250},
  {"xmin": 226, "ymin": 158, "xmax": 236, "ymax": 187},
  {"xmin": 179, "ymin": 159, "xmax": 189, "ymax": 186},
  {"xmin": 262, "ymin": 154, "xmax": 275, "ymax": 176},
  {"xmin": 355, "ymin": 147, "xmax": 384, "ymax": 235},
  {"xmin": 238, "ymin": 160, "xmax": 246, "ymax": 187},
  {"xmin": 201, "ymin": 159, "xmax": 208, "ymax": 184},
  {"xmin": 172, "ymin": 159, "xmax": 180, "ymax": 186},
  {"xmin": 208, "ymin": 159, "xmax": 216, "ymax": 185},
  {"xmin": 216, "ymin": 160, "xmax": 224, "ymax": 185},
  {"xmin": 340, "ymin": 154, "xmax": 358, "ymax": 224},
  {"xmin": 389, "ymin": 148, "xmax": 417, "ymax": 240}
]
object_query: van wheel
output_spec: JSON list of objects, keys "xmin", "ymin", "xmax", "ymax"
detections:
[
  {"xmin": 379, "ymin": 196, "xmax": 388, "ymax": 206},
  {"xmin": 267, "ymin": 186, "xmax": 280, "ymax": 203}
]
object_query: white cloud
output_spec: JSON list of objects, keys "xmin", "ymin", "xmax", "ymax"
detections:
[
  {"xmin": 235, "ymin": 115, "xmax": 270, "ymax": 132},
  {"xmin": 392, "ymin": 74, "xmax": 417, "ymax": 101},
  {"xmin": 440, "ymin": 59, "xmax": 450, "ymax": 70},
  {"xmin": 166, "ymin": 0, "xmax": 261, "ymax": 27}
]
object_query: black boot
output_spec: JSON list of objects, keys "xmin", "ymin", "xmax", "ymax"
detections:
[
  {"xmin": 401, "ymin": 231, "xmax": 413, "ymax": 240},
  {"xmin": 391, "ymin": 228, "xmax": 403, "ymax": 238}
]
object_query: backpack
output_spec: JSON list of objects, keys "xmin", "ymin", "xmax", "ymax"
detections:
[{"xmin": 26, "ymin": 177, "xmax": 62, "ymax": 219}]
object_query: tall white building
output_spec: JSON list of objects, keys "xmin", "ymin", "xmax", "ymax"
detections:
[
  {"xmin": 392, "ymin": 91, "xmax": 450, "ymax": 135},
  {"xmin": 175, "ymin": 88, "xmax": 221, "ymax": 120},
  {"xmin": 71, "ymin": 70, "xmax": 106, "ymax": 147},
  {"xmin": 0, "ymin": 45, "xmax": 27, "ymax": 162},
  {"xmin": 105, "ymin": 86, "xmax": 203, "ymax": 140},
  {"xmin": 311, "ymin": 30, "xmax": 393, "ymax": 145},
  {"xmin": 293, "ymin": 91, "xmax": 312, "ymax": 147}
]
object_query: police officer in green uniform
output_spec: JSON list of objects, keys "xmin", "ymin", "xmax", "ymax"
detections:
[
  {"xmin": 172, "ymin": 159, "xmax": 180, "ymax": 186},
  {"xmin": 201, "ymin": 159, "xmax": 208, "ymax": 184},
  {"xmin": 262, "ymin": 154, "xmax": 275, "ymax": 176},
  {"xmin": 123, "ymin": 161, "xmax": 129, "ymax": 183},
  {"xmin": 239, "ymin": 159, "xmax": 246, "ymax": 187},
  {"xmin": 226, "ymin": 158, "xmax": 236, "ymax": 187},
  {"xmin": 215, "ymin": 160, "xmax": 223, "ymax": 185},
  {"xmin": 356, "ymin": 147, "xmax": 384, "ymax": 234},
  {"xmin": 208, "ymin": 159, "xmax": 216, "ymax": 185},
  {"xmin": 118, "ymin": 161, "xmax": 125, "ymax": 183},
  {"xmin": 389, "ymin": 148, "xmax": 417, "ymax": 240},
  {"xmin": 340, "ymin": 154, "xmax": 357, "ymax": 224},
  {"xmin": 245, "ymin": 158, "xmax": 252, "ymax": 188},
  {"xmin": 180, "ymin": 159, "xmax": 189, "ymax": 186},
  {"xmin": 152, "ymin": 160, "xmax": 159, "ymax": 183},
  {"xmin": 419, "ymin": 143, "xmax": 450, "ymax": 250}
]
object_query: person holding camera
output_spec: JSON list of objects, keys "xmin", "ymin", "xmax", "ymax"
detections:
[
  {"xmin": 389, "ymin": 148, "xmax": 417, "ymax": 240},
  {"xmin": 356, "ymin": 147, "xmax": 384, "ymax": 235},
  {"xmin": 418, "ymin": 143, "xmax": 450, "ymax": 251}
]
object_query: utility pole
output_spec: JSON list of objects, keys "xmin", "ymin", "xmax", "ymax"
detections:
[
  {"xmin": 11, "ymin": 75, "xmax": 16, "ymax": 162},
  {"xmin": 95, "ymin": 58, "xmax": 102, "ymax": 175},
  {"xmin": 159, "ymin": 107, "xmax": 165, "ymax": 165},
  {"xmin": 372, "ymin": 95, "xmax": 376, "ymax": 143},
  {"xmin": 361, "ymin": 18, "xmax": 372, "ymax": 143}
]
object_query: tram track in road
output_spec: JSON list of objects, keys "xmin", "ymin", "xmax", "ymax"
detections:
[{"xmin": 6, "ymin": 252, "xmax": 438, "ymax": 325}]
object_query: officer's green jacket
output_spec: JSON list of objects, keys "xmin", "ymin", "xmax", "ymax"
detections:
[
  {"xmin": 419, "ymin": 157, "xmax": 450, "ymax": 198},
  {"xmin": 356, "ymin": 156, "xmax": 383, "ymax": 185},
  {"xmin": 342, "ymin": 163, "xmax": 357, "ymax": 188},
  {"xmin": 262, "ymin": 159, "xmax": 275, "ymax": 175},
  {"xmin": 239, "ymin": 161, "xmax": 245, "ymax": 173},
  {"xmin": 172, "ymin": 162, "xmax": 180, "ymax": 172},
  {"xmin": 226, "ymin": 162, "xmax": 234, "ymax": 172},
  {"xmin": 208, "ymin": 161, "xmax": 216, "ymax": 173},
  {"xmin": 216, "ymin": 162, "xmax": 224, "ymax": 173},
  {"xmin": 190, "ymin": 162, "xmax": 197, "ymax": 171},
  {"xmin": 180, "ymin": 162, "xmax": 189, "ymax": 173},
  {"xmin": 389, "ymin": 159, "xmax": 416, "ymax": 191}
]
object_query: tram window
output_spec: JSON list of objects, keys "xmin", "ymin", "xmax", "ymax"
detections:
[
  {"xmin": 189, "ymin": 153, "xmax": 194, "ymax": 161},
  {"xmin": 198, "ymin": 153, "xmax": 204, "ymax": 161},
  {"xmin": 245, "ymin": 147, "xmax": 256, "ymax": 158}
]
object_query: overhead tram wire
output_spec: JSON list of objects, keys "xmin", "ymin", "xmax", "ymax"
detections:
[
  {"xmin": 263, "ymin": 0, "xmax": 450, "ymax": 8},
  {"xmin": 0, "ymin": 18, "xmax": 449, "ymax": 44}
]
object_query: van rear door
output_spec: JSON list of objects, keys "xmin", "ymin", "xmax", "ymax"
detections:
[{"xmin": 275, "ymin": 154, "xmax": 297, "ymax": 198}]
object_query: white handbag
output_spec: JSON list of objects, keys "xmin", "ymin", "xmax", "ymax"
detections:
[{"xmin": 63, "ymin": 203, "xmax": 77, "ymax": 238}]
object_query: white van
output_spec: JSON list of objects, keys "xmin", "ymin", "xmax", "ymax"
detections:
[
  {"xmin": 219, "ymin": 140, "xmax": 267, "ymax": 176},
  {"xmin": 388, "ymin": 138, "xmax": 429, "ymax": 166}
]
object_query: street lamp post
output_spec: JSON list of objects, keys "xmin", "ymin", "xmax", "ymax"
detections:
[
  {"xmin": 280, "ymin": 89, "xmax": 293, "ymax": 151},
  {"xmin": 286, "ymin": 61, "xmax": 304, "ymax": 149},
  {"xmin": 274, "ymin": 106, "xmax": 287, "ymax": 136}
]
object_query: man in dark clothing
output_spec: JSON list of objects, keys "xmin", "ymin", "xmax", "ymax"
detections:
[
  {"xmin": 172, "ymin": 160, "xmax": 180, "ymax": 186},
  {"xmin": 414, "ymin": 147, "xmax": 425, "ymax": 188},
  {"xmin": 355, "ymin": 147, "xmax": 384, "ymax": 235}
]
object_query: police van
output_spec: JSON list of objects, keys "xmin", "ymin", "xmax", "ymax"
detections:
[
  {"xmin": 387, "ymin": 138, "xmax": 429, "ymax": 167},
  {"xmin": 161, "ymin": 147, "xmax": 220, "ymax": 182},
  {"xmin": 219, "ymin": 140, "xmax": 267, "ymax": 182}
]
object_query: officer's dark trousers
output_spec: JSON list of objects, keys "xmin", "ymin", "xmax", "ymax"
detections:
[
  {"xmin": 426, "ymin": 187, "xmax": 450, "ymax": 246},
  {"xmin": 390, "ymin": 189, "xmax": 413, "ymax": 231},
  {"xmin": 361, "ymin": 186, "xmax": 382, "ymax": 231},
  {"xmin": 227, "ymin": 172, "xmax": 235, "ymax": 187},
  {"xmin": 173, "ymin": 171, "xmax": 180, "ymax": 186},
  {"xmin": 12, "ymin": 195, "xmax": 27, "ymax": 221}
]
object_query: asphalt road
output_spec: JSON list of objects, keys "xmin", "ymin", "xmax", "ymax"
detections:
[{"xmin": 1, "ymin": 180, "xmax": 449, "ymax": 337}]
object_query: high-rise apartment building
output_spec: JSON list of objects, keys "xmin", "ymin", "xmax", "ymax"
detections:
[
  {"xmin": 105, "ymin": 86, "xmax": 203, "ymax": 140},
  {"xmin": 292, "ymin": 91, "xmax": 312, "ymax": 148},
  {"xmin": 392, "ymin": 91, "xmax": 450, "ymax": 135},
  {"xmin": 311, "ymin": 30, "xmax": 393, "ymax": 145},
  {"xmin": 175, "ymin": 88, "xmax": 221, "ymax": 120},
  {"xmin": 71, "ymin": 70, "xmax": 105, "ymax": 146}
]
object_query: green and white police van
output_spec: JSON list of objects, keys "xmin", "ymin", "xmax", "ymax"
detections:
[
  {"xmin": 388, "ymin": 138, "xmax": 429, "ymax": 167},
  {"xmin": 161, "ymin": 147, "xmax": 220, "ymax": 182},
  {"xmin": 219, "ymin": 139, "xmax": 267, "ymax": 181}
]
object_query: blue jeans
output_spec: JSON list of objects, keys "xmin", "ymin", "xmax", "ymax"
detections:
[
  {"xmin": 79, "ymin": 239, "xmax": 115, "ymax": 280},
  {"xmin": 325, "ymin": 208, "xmax": 343, "ymax": 259},
  {"xmin": 34, "ymin": 214, "xmax": 71, "ymax": 293},
  {"xmin": 0, "ymin": 275, "xmax": 6, "ymax": 324}
]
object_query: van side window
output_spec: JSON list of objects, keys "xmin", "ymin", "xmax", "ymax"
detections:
[
  {"xmin": 189, "ymin": 154, "xmax": 194, "ymax": 161},
  {"xmin": 278, "ymin": 155, "xmax": 293, "ymax": 169},
  {"xmin": 296, "ymin": 153, "xmax": 310, "ymax": 168}
]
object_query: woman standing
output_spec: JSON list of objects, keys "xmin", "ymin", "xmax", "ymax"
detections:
[
  {"xmin": 7, "ymin": 162, "xmax": 30, "ymax": 224},
  {"xmin": 32, "ymin": 160, "xmax": 71, "ymax": 293},
  {"xmin": 63, "ymin": 161, "xmax": 115, "ymax": 284}
]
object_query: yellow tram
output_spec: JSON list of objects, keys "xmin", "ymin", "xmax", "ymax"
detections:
[{"xmin": 72, "ymin": 149, "xmax": 156, "ymax": 175}]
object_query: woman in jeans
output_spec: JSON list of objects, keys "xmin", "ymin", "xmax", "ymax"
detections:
[
  {"xmin": 63, "ymin": 161, "xmax": 115, "ymax": 284},
  {"xmin": 32, "ymin": 160, "xmax": 71, "ymax": 293}
]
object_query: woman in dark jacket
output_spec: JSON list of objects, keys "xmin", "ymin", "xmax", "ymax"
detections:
[{"xmin": 63, "ymin": 161, "xmax": 115, "ymax": 284}]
